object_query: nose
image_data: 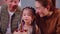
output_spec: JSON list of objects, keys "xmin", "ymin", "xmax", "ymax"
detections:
[
  {"xmin": 12, "ymin": 2, "xmax": 17, "ymax": 6},
  {"xmin": 25, "ymin": 15, "xmax": 28, "ymax": 18},
  {"xmin": 36, "ymin": 9, "xmax": 40, "ymax": 14},
  {"xmin": 36, "ymin": 9, "xmax": 42, "ymax": 15},
  {"xmin": 11, "ymin": 2, "xmax": 18, "ymax": 8}
]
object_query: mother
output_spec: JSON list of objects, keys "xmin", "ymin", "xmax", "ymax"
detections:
[{"xmin": 35, "ymin": 0, "xmax": 60, "ymax": 34}]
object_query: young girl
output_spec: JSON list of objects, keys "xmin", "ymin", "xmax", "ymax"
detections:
[{"xmin": 13, "ymin": 7, "xmax": 40, "ymax": 34}]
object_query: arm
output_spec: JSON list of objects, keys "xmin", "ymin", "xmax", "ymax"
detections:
[
  {"xmin": 0, "ymin": 8, "xmax": 1, "ymax": 34},
  {"xmin": 56, "ymin": 10, "xmax": 60, "ymax": 34},
  {"xmin": 36, "ymin": 24, "xmax": 41, "ymax": 34}
]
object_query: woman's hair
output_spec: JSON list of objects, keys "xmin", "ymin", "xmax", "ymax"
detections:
[
  {"xmin": 20, "ymin": 7, "xmax": 36, "ymax": 34},
  {"xmin": 35, "ymin": 0, "xmax": 55, "ymax": 11}
]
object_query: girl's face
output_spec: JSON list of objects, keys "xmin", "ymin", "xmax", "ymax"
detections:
[{"xmin": 22, "ymin": 9, "xmax": 33, "ymax": 25}]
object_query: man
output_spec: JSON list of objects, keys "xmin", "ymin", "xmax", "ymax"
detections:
[
  {"xmin": 0, "ymin": 0, "xmax": 22, "ymax": 34},
  {"xmin": 0, "ymin": 0, "xmax": 4, "ymax": 13},
  {"xmin": 35, "ymin": 0, "xmax": 60, "ymax": 34}
]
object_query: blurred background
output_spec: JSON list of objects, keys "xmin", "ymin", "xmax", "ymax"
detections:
[
  {"xmin": 21, "ymin": 0, "xmax": 35, "ymax": 9},
  {"xmin": 0, "ymin": 0, "xmax": 60, "ymax": 8},
  {"xmin": 56, "ymin": 0, "xmax": 60, "ymax": 8},
  {"xmin": 21, "ymin": 0, "xmax": 60, "ymax": 9}
]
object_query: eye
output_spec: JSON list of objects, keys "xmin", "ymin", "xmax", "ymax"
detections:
[
  {"xmin": 14, "ymin": 1, "xmax": 17, "ymax": 3},
  {"xmin": 28, "ymin": 14, "xmax": 31, "ymax": 16},
  {"xmin": 23, "ymin": 14, "xmax": 26, "ymax": 16},
  {"xmin": 36, "ymin": 7, "xmax": 39, "ymax": 9}
]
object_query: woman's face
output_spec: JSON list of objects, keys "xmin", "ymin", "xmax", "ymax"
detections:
[
  {"xmin": 22, "ymin": 9, "xmax": 33, "ymax": 25},
  {"xmin": 35, "ymin": 1, "xmax": 49, "ymax": 17}
]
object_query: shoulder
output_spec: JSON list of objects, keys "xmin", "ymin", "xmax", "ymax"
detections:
[
  {"xmin": 17, "ymin": 6, "xmax": 22, "ymax": 12},
  {"xmin": 55, "ymin": 8, "xmax": 60, "ymax": 33},
  {"xmin": 1, "ymin": 4, "xmax": 8, "ymax": 14},
  {"xmin": 1, "ymin": 4, "xmax": 7, "ymax": 10},
  {"xmin": 16, "ymin": 6, "xmax": 22, "ymax": 15},
  {"xmin": 55, "ymin": 8, "xmax": 60, "ymax": 15},
  {"xmin": 54, "ymin": 8, "xmax": 60, "ymax": 17}
]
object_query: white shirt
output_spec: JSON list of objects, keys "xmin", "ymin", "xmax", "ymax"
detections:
[{"xmin": 8, "ymin": 10, "xmax": 14, "ymax": 17}]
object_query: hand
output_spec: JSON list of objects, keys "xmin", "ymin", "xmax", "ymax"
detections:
[
  {"xmin": 13, "ymin": 30, "xmax": 20, "ymax": 34},
  {"xmin": 13, "ymin": 30, "xmax": 28, "ymax": 34}
]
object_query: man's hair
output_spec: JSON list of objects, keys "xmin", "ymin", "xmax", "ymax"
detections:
[{"xmin": 35, "ymin": 0, "xmax": 55, "ymax": 11}]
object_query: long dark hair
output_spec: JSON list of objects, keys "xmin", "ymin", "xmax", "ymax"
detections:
[
  {"xmin": 21, "ymin": 7, "xmax": 36, "ymax": 34},
  {"xmin": 35, "ymin": 0, "xmax": 55, "ymax": 11}
]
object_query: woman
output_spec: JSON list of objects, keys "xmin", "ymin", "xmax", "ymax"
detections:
[{"xmin": 35, "ymin": 0, "xmax": 60, "ymax": 34}]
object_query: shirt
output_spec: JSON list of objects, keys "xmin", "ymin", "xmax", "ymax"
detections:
[{"xmin": 6, "ymin": 10, "xmax": 14, "ymax": 34}]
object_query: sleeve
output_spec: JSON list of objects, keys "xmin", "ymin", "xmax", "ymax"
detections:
[
  {"xmin": 56, "ymin": 10, "xmax": 60, "ymax": 34},
  {"xmin": 0, "ymin": 8, "xmax": 1, "ymax": 34}
]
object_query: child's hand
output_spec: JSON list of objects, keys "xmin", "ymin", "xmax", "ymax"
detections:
[
  {"xmin": 13, "ymin": 30, "xmax": 28, "ymax": 34},
  {"xmin": 13, "ymin": 30, "xmax": 20, "ymax": 34}
]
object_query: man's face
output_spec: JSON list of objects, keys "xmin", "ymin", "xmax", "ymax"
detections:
[
  {"xmin": 6, "ymin": 0, "xmax": 20, "ymax": 10},
  {"xmin": 35, "ymin": 1, "xmax": 48, "ymax": 17}
]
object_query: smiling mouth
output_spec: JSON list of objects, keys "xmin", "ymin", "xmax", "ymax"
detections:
[
  {"xmin": 25, "ymin": 19, "xmax": 28, "ymax": 20},
  {"xmin": 12, "ymin": 5, "xmax": 17, "ymax": 9}
]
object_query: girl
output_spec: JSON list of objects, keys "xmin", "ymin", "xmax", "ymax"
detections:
[{"xmin": 13, "ymin": 7, "xmax": 41, "ymax": 34}]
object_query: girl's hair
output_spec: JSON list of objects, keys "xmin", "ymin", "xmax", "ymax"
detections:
[
  {"xmin": 20, "ymin": 7, "xmax": 36, "ymax": 34},
  {"xmin": 22, "ymin": 7, "xmax": 36, "ymax": 16}
]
